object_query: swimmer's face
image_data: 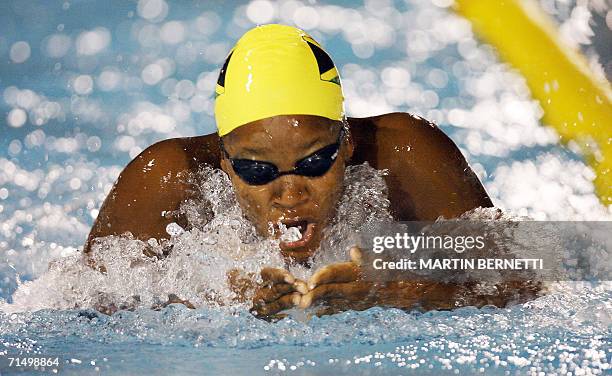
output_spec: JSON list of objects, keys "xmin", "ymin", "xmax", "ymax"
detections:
[{"xmin": 220, "ymin": 115, "xmax": 353, "ymax": 264}]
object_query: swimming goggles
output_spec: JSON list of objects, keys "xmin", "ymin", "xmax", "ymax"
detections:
[{"xmin": 221, "ymin": 128, "xmax": 344, "ymax": 185}]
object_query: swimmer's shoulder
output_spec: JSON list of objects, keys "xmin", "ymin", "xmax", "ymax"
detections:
[
  {"xmin": 111, "ymin": 133, "xmax": 221, "ymax": 203},
  {"xmin": 376, "ymin": 112, "xmax": 467, "ymax": 160},
  {"xmin": 179, "ymin": 133, "xmax": 222, "ymax": 169},
  {"xmin": 85, "ymin": 134, "xmax": 221, "ymax": 252},
  {"xmin": 349, "ymin": 112, "xmax": 447, "ymax": 145},
  {"xmin": 348, "ymin": 112, "xmax": 454, "ymax": 167},
  {"xmin": 131, "ymin": 137, "xmax": 190, "ymax": 173},
  {"xmin": 348, "ymin": 112, "xmax": 492, "ymax": 220},
  {"xmin": 124, "ymin": 133, "xmax": 221, "ymax": 178}
]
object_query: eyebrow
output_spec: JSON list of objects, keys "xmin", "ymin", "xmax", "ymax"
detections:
[
  {"xmin": 302, "ymin": 136, "xmax": 325, "ymax": 152},
  {"xmin": 302, "ymin": 127, "xmax": 344, "ymax": 152},
  {"xmin": 227, "ymin": 129, "xmax": 341, "ymax": 159},
  {"xmin": 238, "ymin": 146, "xmax": 268, "ymax": 156},
  {"xmin": 237, "ymin": 141, "xmax": 321, "ymax": 160},
  {"xmin": 235, "ymin": 136, "xmax": 327, "ymax": 157}
]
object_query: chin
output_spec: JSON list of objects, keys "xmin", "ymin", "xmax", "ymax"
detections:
[{"xmin": 280, "ymin": 247, "xmax": 316, "ymax": 265}]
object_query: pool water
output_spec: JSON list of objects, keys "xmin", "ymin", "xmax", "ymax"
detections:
[
  {"xmin": 2, "ymin": 289, "xmax": 610, "ymax": 375},
  {"xmin": 1, "ymin": 0, "xmax": 610, "ymax": 374}
]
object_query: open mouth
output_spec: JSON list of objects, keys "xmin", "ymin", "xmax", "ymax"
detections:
[{"xmin": 278, "ymin": 218, "xmax": 316, "ymax": 251}]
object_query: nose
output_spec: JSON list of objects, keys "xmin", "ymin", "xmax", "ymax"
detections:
[{"xmin": 272, "ymin": 175, "xmax": 309, "ymax": 210}]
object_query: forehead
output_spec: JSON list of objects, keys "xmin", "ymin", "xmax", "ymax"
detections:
[{"xmin": 223, "ymin": 115, "xmax": 340, "ymax": 151}]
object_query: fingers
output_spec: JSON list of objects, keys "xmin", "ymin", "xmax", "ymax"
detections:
[
  {"xmin": 349, "ymin": 246, "xmax": 363, "ymax": 266},
  {"xmin": 251, "ymin": 267, "xmax": 305, "ymax": 318},
  {"xmin": 261, "ymin": 267, "xmax": 295, "ymax": 284},
  {"xmin": 254, "ymin": 283, "xmax": 295, "ymax": 303},
  {"xmin": 293, "ymin": 280, "xmax": 309, "ymax": 294},
  {"xmin": 299, "ymin": 283, "xmax": 370, "ymax": 309},
  {"xmin": 307, "ymin": 262, "xmax": 360, "ymax": 290},
  {"xmin": 251, "ymin": 292, "xmax": 301, "ymax": 317},
  {"xmin": 307, "ymin": 247, "xmax": 364, "ymax": 290},
  {"xmin": 259, "ymin": 267, "xmax": 307, "ymax": 293},
  {"xmin": 252, "ymin": 248, "xmax": 366, "ymax": 316}
]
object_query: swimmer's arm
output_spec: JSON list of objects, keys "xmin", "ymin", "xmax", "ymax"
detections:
[
  {"xmin": 375, "ymin": 113, "xmax": 493, "ymax": 220},
  {"xmin": 305, "ymin": 280, "xmax": 541, "ymax": 316},
  {"xmin": 300, "ymin": 248, "xmax": 542, "ymax": 315},
  {"xmin": 83, "ymin": 138, "xmax": 193, "ymax": 258}
]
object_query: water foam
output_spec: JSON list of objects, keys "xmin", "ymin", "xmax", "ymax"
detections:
[
  {"xmin": 1, "ymin": 162, "xmax": 392, "ymax": 313},
  {"xmin": 2, "ymin": 162, "xmax": 608, "ymax": 319}
]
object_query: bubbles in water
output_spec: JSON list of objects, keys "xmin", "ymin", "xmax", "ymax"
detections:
[
  {"xmin": 175, "ymin": 80, "xmax": 195, "ymax": 99},
  {"xmin": 559, "ymin": 4, "xmax": 594, "ymax": 49},
  {"xmin": 114, "ymin": 135, "xmax": 135, "ymax": 152},
  {"xmin": 76, "ymin": 28, "xmax": 111, "ymax": 56},
  {"xmin": 25, "ymin": 130, "xmax": 45, "ymax": 147},
  {"xmin": 421, "ymin": 90, "xmax": 439, "ymax": 108},
  {"xmin": 44, "ymin": 34, "xmax": 71, "ymax": 58},
  {"xmin": 141, "ymin": 63, "xmax": 164, "ymax": 85},
  {"xmin": 73, "ymin": 75, "xmax": 94, "ymax": 95},
  {"xmin": 137, "ymin": 0, "xmax": 168, "ymax": 22},
  {"xmin": 97, "ymin": 68, "xmax": 122, "ymax": 91},
  {"xmin": 165, "ymin": 222, "xmax": 185, "ymax": 237},
  {"xmin": 381, "ymin": 67, "xmax": 411, "ymax": 89},
  {"xmin": 431, "ymin": 0, "xmax": 454, "ymax": 8},
  {"xmin": 351, "ymin": 41, "xmax": 375, "ymax": 59},
  {"xmin": 246, "ymin": 0, "xmax": 276, "ymax": 24},
  {"xmin": 486, "ymin": 154, "xmax": 611, "ymax": 220},
  {"xmin": 7, "ymin": 108, "xmax": 27, "ymax": 128},
  {"xmin": 293, "ymin": 6, "xmax": 320, "ymax": 30},
  {"xmin": 8, "ymin": 140, "xmax": 22, "ymax": 156},
  {"xmin": 69, "ymin": 178, "xmax": 82, "ymax": 190},
  {"xmin": 86, "ymin": 136, "xmax": 102, "ymax": 152},
  {"xmin": 160, "ymin": 21, "xmax": 185, "ymax": 45},
  {"xmin": 195, "ymin": 11, "xmax": 222, "ymax": 36},
  {"xmin": 9, "ymin": 41, "xmax": 31, "ymax": 63},
  {"xmin": 427, "ymin": 68, "xmax": 448, "ymax": 88}
]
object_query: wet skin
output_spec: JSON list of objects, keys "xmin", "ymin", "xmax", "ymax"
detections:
[{"xmin": 83, "ymin": 113, "xmax": 539, "ymax": 317}]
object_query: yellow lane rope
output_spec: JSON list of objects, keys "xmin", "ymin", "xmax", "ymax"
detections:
[{"xmin": 454, "ymin": 0, "xmax": 611, "ymax": 205}]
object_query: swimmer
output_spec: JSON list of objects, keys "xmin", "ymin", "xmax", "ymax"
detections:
[{"xmin": 83, "ymin": 25, "xmax": 539, "ymax": 317}]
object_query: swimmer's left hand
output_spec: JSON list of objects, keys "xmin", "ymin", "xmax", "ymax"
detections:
[{"xmin": 298, "ymin": 247, "xmax": 375, "ymax": 310}]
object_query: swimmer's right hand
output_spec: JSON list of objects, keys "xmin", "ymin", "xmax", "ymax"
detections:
[{"xmin": 250, "ymin": 267, "xmax": 307, "ymax": 319}]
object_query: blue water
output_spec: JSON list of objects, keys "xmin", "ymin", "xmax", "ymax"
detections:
[
  {"xmin": 2, "ymin": 289, "xmax": 610, "ymax": 375},
  {"xmin": 1, "ymin": 0, "xmax": 610, "ymax": 374}
]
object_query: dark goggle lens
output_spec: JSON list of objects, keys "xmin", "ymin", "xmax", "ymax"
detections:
[
  {"xmin": 227, "ymin": 129, "xmax": 342, "ymax": 185},
  {"xmin": 294, "ymin": 143, "xmax": 339, "ymax": 177},
  {"xmin": 230, "ymin": 160, "xmax": 279, "ymax": 185}
]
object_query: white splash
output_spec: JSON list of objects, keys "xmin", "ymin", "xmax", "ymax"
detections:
[
  {"xmin": 1, "ymin": 162, "xmax": 391, "ymax": 313},
  {"xmin": 279, "ymin": 226, "xmax": 302, "ymax": 242}
]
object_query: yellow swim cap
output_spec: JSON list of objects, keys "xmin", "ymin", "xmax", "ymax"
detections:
[{"xmin": 214, "ymin": 24, "xmax": 344, "ymax": 136}]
